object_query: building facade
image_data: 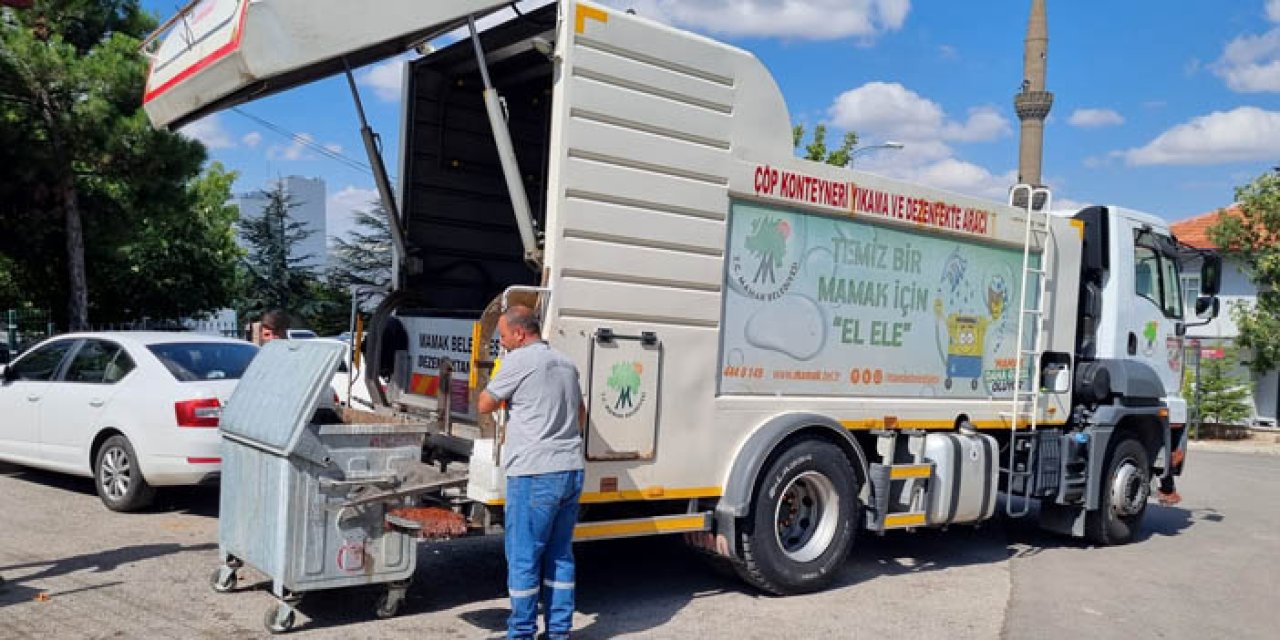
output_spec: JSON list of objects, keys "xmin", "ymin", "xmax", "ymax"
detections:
[{"xmin": 1172, "ymin": 208, "xmax": 1278, "ymax": 425}]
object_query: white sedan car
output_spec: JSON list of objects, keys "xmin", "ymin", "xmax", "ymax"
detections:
[{"xmin": 0, "ymin": 332, "xmax": 258, "ymax": 511}]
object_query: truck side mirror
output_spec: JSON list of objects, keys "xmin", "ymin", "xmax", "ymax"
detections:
[
  {"xmin": 0, "ymin": 364, "xmax": 13, "ymax": 383},
  {"xmin": 1195, "ymin": 295, "xmax": 1220, "ymax": 320},
  {"xmin": 1200, "ymin": 254, "xmax": 1222, "ymax": 296}
]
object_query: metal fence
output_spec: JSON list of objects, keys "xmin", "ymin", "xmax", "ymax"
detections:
[{"xmin": 4, "ymin": 308, "xmax": 55, "ymax": 355}]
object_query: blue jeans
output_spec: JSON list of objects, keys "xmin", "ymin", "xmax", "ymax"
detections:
[{"xmin": 505, "ymin": 469, "xmax": 584, "ymax": 640}]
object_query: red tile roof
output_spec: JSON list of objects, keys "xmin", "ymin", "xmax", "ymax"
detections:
[{"xmin": 1170, "ymin": 206, "xmax": 1241, "ymax": 250}]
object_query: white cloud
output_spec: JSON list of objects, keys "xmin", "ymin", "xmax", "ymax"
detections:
[
  {"xmin": 327, "ymin": 186, "xmax": 381, "ymax": 243},
  {"xmin": 1068, "ymin": 108, "xmax": 1125, "ymax": 128},
  {"xmin": 179, "ymin": 114, "xmax": 234, "ymax": 149},
  {"xmin": 1119, "ymin": 106, "xmax": 1280, "ymax": 165},
  {"xmin": 1269, "ymin": 0, "xmax": 1280, "ymax": 22},
  {"xmin": 1213, "ymin": 27, "xmax": 1280, "ymax": 92},
  {"xmin": 268, "ymin": 133, "xmax": 315, "ymax": 161},
  {"xmin": 938, "ymin": 44, "xmax": 959, "ymax": 61},
  {"xmin": 358, "ymin": 57, "xmax": 409, "ymax": 103},
  {"xmin": 241, "ymin": 131, "xmax": 262, "ymax": 148},
  {"xmin": 942, "ymin": 106, "xmax": 1012, "ymax": 142},
  {"xmin": 324, "ymin": 143, "xmax": 343, "ymax": 154},
  {"xmin": 601, "ymin": 0, "xmax": 910, "ymax": 40},
  {"xmin": 828, "ymin": 82, "xmax": 1010, "ymax": 143}
]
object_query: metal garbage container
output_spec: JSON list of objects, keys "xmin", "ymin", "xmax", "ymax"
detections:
[{"xmin": 209, "ymin": 339, "xmax": 444, "ymax": 633}]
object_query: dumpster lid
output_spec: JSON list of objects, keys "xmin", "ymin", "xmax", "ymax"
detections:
[
  {"xmin": 220, "ymin": 339, "xmax": 344, "ymax": 455},
  {"xmin": 142, "ymin": 0, "xmax": 513, "ymax": 129}
]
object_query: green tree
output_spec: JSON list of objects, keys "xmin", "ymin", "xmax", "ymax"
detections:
[
  {"xmin": 0, "ymin": 0, "xmax": 186, "ymax": 330},
  {"xmin": 1186, "ymin": 345, "xmax": 1253, "ymax": 428},
  {"xmin": 793, "ymin": 123, "xmax": 859, "ymax": 166},
  {"xmin": 328, "ymin": 201, "xmax": 393, "ymax": 310},
  {"xmin": 236, "ymin": 181, "xmax": 318, "ymax": 320},
  {"xmin": 1208, "ymin": 171, "xmax": 1280, "ymax": 373},
  {"xmin": 91, "ymin": 162, "xmax": 241, "ymax": 322}
]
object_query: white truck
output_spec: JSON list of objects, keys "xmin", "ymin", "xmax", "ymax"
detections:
[{"xmin": 144, "ymin": 0, "xmax": 1221, "ymax": 598}]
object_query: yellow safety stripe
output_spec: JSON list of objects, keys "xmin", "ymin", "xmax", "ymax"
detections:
[
  {"xmin": 841, "ymin": 419, "xmax": 1067, "ymax": 431},
  {"xmin": 883, "ymin": 513, "xmax": 927, "ymax": 528},
  {"xmin": 889, "ymin": 465, "xmax": 932, "ymax": 480},
  {"xmin": 575, "ymin": 4, "xmax": 608, "ymax": 34},
  {"xmin": 484, "ymin": 485, "xmax": 722, "ymax": 507},
  {"xmin": 573, "ymin": 515, "xmax": 708, "ymax": 541}
]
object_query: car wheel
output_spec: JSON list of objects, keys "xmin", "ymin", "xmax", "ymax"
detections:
[{"xmin": 94, "ymin": 435, "xmax": 155, "ymax": 512}]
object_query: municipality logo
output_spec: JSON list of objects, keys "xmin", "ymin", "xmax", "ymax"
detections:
[
  {"xmin": 602, "ymin": 361, "xmax": 646, "ymax": 419},
  {"xmin": 732, "ymin": 215, "xmax": 800, "ymax": 301}
]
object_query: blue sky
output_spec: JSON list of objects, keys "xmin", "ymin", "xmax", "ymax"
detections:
[{"xmin": 152, "ymin": 0, "xmax": 1280, "ymax": 242}]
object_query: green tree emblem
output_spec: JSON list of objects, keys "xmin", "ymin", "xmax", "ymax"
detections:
[
  {"xmin": 1143, "ymin": 321, "xmax": 1159, "ymax": 347},
  {"xmin": 746, "ymin": 216, "xmax": 792, "ymax": 285},
  {"xmin": 607, "ymin": 361, "xmax": 643, "ymax": 411}
]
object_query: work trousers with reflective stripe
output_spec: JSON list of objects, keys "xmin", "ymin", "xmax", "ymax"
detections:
[{"xmin": 505, "ymin": 469, "xmax": 584, "ymax": 640}]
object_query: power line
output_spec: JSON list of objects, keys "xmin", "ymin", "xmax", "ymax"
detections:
[{"xmin": 229, "ymin": 107, "xmax": 392, "ymax": 180}]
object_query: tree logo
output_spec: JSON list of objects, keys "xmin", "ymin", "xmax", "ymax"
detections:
[
  {"xmin": 601, "ymin": 361, "xmax": 646, "ymax": 419},
  {"xmin": 731, "ymin": 214, "xmax": 801, "ymax": 301}
]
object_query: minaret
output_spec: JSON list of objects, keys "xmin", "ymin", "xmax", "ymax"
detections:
[{"xmin": 1014, "ymin": 0, "xmax": 1053, "ymax": 190}]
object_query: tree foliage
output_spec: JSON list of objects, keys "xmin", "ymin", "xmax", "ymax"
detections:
[
  {"xmin": 793, "ymin": 123, "xmax": 859, "ymax": 166},
  {"xmin": 235, "ymin": 181, "xmax": 319, "ymax": 321},
  {"xmin": 0, "ymin": 1, "xmax": 232, "ymax": 328},
  {"xmin": 328, "ymin": 200, "xmax": 393, "ymax": 310},
  {"xmin": 1185, "ymin": 344, "xmax": 1253, "ymax": 427},
  {"xmin": 1208, "ymin": 171, "xmax": 1280, "ymax": 373}
]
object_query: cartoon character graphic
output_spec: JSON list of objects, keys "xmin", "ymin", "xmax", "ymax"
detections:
[
  {"xmin": 943, "ymin": 314, "xmax": 990, "ymax": 390},
  {"xmin": 987, "ymin": 275, "xmax": 1008, "ymax": 321}
]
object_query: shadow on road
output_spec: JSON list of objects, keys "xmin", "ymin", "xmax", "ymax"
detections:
[
  {"xmin": 0, "ymin": 463, "xmax": 220, "ymax": 517},
  {"xmin": 0, "ymin": 542, "xmax": 216, "ymax": 609}
]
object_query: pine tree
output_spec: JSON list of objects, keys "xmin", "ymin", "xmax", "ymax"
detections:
[
  {"xmin": 328, "ymin": 201, "xmax": 392, "ymax": 310},
  {"xmin": 236, "ymin": 181, "xmax": 317, "ymax": 320},
  {"xmin": 1190, "ymin": 344, "xmax": 1254, "ymax": 430}
]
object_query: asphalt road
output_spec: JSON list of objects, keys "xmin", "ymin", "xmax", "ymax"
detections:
[{"xmin": 1, "ymin": 449, "xmax": 1276, "ymax": 639}]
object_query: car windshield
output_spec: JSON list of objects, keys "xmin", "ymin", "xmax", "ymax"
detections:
[{"xmin": 147, "ymin": 342, "xmax": 258, "ymax": 382}]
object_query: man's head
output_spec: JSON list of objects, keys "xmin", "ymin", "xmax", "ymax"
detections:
[
  {"xmin": 497, "ymin": 305, "xmax": 542, "ymax": 350},
  {"xmin": 261, "ymin": 309, "xmax": 291, "ymax": 343}
]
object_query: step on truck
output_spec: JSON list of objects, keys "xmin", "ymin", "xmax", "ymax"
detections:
[{"xmin": 144, "ymin": 0, "xmax": 1223, "ymax": 597}]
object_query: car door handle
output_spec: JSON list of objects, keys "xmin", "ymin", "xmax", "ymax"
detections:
[
  {"xmin": 27, "ymin": 395, "xmax": 40, "ymax": 402},
  {"xmin": 89, "ymin": 399, "xmax": 105, "ymax": 408}
]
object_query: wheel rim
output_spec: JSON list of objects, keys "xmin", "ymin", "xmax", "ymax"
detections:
[
  {"xmin": 773, "ymin": 470, "xmax": 840, "ymax": 563},
  {"xmin": 100, "ymin": 446, "xmax": 131, "ymax": 501},
  {"xmin": 1110, "ymin": 457, "xmax": 1149, "ymax": 517}
]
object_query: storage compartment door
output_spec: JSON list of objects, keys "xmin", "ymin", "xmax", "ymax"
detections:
[{"xmin": 586, "ymin": 331, "xmax": 661, "ymax": 461}]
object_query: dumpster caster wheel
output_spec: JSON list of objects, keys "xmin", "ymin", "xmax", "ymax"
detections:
[
  {"xmin": 264, "ymin": 604, "xmax": 296, "ymax": 634},
  {"xmin": 375, "ymin": 589, "xmax": 405, "ymax": 619},
  {"xmin": 210, "ymin": 567, "xmax": 237, "ymax": 593}
]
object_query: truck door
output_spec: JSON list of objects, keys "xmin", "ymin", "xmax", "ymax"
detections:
[{"xmin": 1122, "ymin": 224, "xmax": 1187, "ymax": 419}]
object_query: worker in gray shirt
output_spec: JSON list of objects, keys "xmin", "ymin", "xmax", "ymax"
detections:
[{"xmin": 478, "ymin": 305, "xmax": 585, "ymax": 640}]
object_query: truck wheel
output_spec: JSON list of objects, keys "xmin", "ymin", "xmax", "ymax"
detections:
[
  {"xmin": 1085, "ymin": 435, "xmax": 1150, "ymax": 545},
  {"xmin": 736, "ymin": 438, "xmax": 858, "ymax": 595},
  {"xmin": 94, "ymin": 435, "xmax": 155, "ymax": 512}
]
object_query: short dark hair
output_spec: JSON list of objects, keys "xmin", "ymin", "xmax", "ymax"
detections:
[
  {"xmin": 262, "ymin": 309, "xmax": 291, "ymax": 332},
  {"xmin": 503, "ymin": 305, "xmax": 541, "ymax": 335}
]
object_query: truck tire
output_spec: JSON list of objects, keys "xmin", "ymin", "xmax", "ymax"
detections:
[
  {"xmin": 736, "ymin": 438, "xmax": 858, "ymax": 595},
  {"xmin": 1085, "ymin": 435, "xmax": 1150, "ymax": 545}
]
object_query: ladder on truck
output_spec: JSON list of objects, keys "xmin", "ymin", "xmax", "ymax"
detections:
[{"xmin": 1004, "ymin": 184, "xmax": 1052, "ymax": 517}]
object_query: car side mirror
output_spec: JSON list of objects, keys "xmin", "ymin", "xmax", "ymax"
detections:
[
  {"xmin": 1195, "ymin": 296, "xmax": 1220, "ymax": 320},
  {"xmin": 1200, "ymin": 254, "xmax": 1222, "ymax": 297},
  {"xmin": 1, "ymin": 364, "xmax": 13, "ymax": 383}
]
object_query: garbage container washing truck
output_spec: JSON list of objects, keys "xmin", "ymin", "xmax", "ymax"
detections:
[{"xmin": 143, "ymin": 0, "xmax": 1222, "ymax": 599}]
